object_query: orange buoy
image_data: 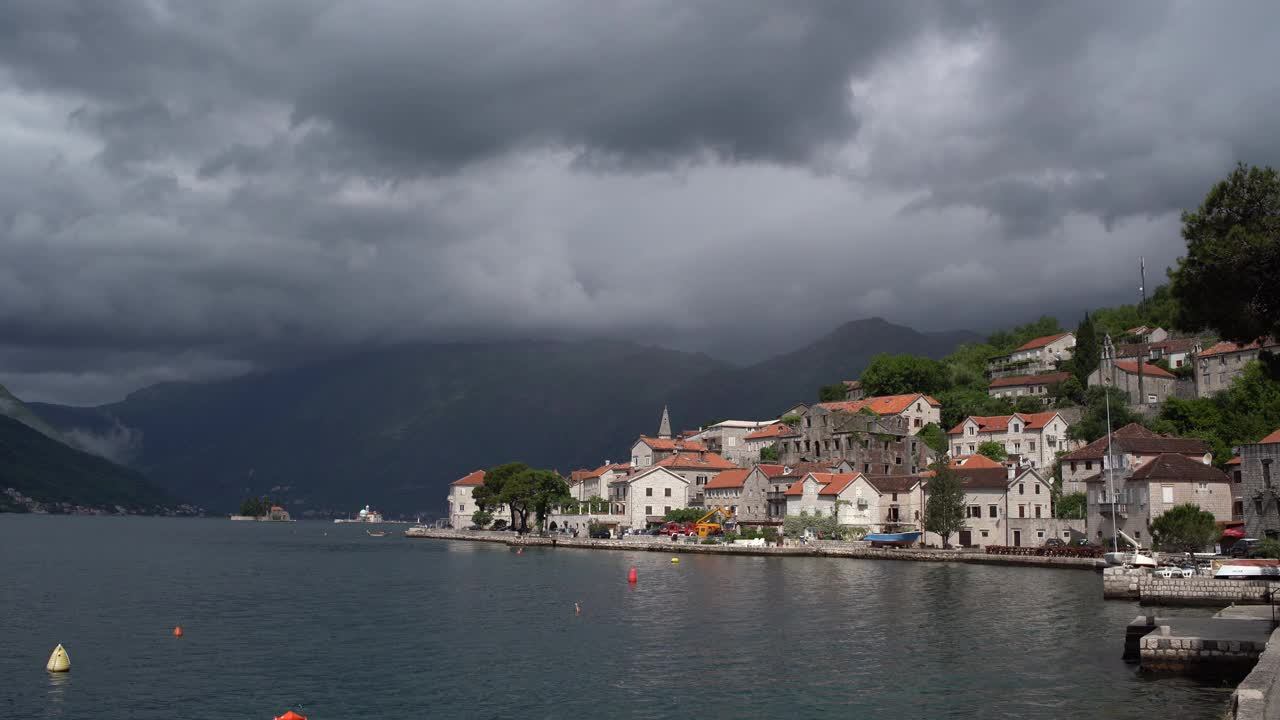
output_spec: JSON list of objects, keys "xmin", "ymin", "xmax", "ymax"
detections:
[
  {"xmin": 173, "ymin": 626, "xmax": 184, "ymax": 638},
  {"xmin": 517, "ymin": 547, "xmax": 523, "ymax": 555},
  {"xmin": 273, "ymin": 712, "xmax": 307, "ymax": 720},
  {"xmin": 627, "ymin": 567, "xmax": 637, "ymax": 583}
]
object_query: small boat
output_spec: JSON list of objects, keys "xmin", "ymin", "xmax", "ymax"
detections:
[
  {"xmin": 864, "ymin": 531, "xmax": 921, "ymax": 548},
  {"xmin": 1103, "ymin": 550, "xmax": 1158, "ymax": 568},
  {"xmin": 366, "ymin": 530, "xmax": 388, "ymax": 537},
  {"xmin": 1215, "ymin": 560, "xmax": 1280, "ymax": 579}
]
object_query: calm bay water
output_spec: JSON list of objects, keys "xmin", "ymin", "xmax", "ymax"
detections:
[{"xmin": 0, "ymin": 516, "xmax": 1233, "ymax": 719}]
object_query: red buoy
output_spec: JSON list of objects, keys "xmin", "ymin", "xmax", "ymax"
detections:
[
  {"xmin": 173, "ymin": 626, "xmax": 183, "ymax": 638},
  {"xmin": 628, "ymin": 567, "xmax": 637, "ymax": 583}
]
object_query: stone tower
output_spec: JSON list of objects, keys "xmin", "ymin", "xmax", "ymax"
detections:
[{"xmin": 658, "ymin": 405, "xmax": 672, "ymax": 440}]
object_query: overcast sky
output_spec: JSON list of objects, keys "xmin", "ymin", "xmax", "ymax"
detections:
[{"xmin": 2, "ymin": 1, "xmax": 1279, "ymax": 405}]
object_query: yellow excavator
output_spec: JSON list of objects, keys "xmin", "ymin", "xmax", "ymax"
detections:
[{"xmin": 695, "ymin": 505, "xmax": 735, "ymax": 537}]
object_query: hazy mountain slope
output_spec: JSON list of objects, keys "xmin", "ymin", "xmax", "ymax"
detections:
[
  {"xmin": 0, "ymin": 414, "xmax": 176, "ymax": 513},
  {"xmin": 672, "ymin": 317, "xmax": 980, "ymax": 422},
  {"xmin": 28, "ymin": 320, "xmax": 977, "ymax": 515},
  {"xmin": 0, "ymin": 383, "xmax": 65, "ymax": 442}
]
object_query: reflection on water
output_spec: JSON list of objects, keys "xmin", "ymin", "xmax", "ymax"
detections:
[{"xmin": 0, "ymin": 517, "xmax": 1236, "ymax": 719}]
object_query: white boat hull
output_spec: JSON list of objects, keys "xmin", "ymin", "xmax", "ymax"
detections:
[{"xmin": 1104, "ymin": 551, "xmax": 1157, "ymax": 568}]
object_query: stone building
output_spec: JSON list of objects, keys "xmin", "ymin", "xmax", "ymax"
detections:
[
  {"xmin": 1059, "ymin": 423, "xmax": 1211, "ymax": 495},
  {"xmin": 1114, "ymin": 337, "xmax": 1201, "ymax": 370},
  {"xmin": 947, "ymin": 412, "xmax": 1077, "ymax": 470},
  {"xmin": 607, "ymin": 466, "xmax": 690, "ymax": 530},
  {"xmin": 987, "ymin": 371, "xmax": 1072, "ymax": 403},
  {"xmin": 1084, "ymin": 452, "xmax": 1233, "ymax": 547},
  {"xmin": 652, "ymin": 451, "xmax": 739, "ymax": 507},
  {"xmin": 703, "ymin": 465, "xmax": 788, "ymax": 525},
  {"xmin": 777, "ymin": 403, "xmax": 929, "ymax": 474},
  {"xmin": 763, "ymin": 462, "xmax": 832, "ymax": 522},
  {"xmin": 1089, "ymin": 359, "xmax": 1177, "ymax": 407},
  {"xmin": 572, "ymin": 463, "xmax": 631, "ymax": 503},
  {"xmin": 988, "ymin": 332, "xmax": 1075, "ymax": 379},
  {"xmin": 447, "ymin": 470, "xmax": 506, "ymax": 529},
  {"xmin": 843, "ymin": 380, "xmax": 865, "ymax": 400},
  {"xmin": 782, "ymin": 472, "xmax": 924, "ymax": 535},
  {"xmin": 1240, "ymin": 428, "xmax": 1280, "ymax": 540},
  {"xmin": 1125, "ymin": 326, "xmax": 1169, "ymax": 344},
  {"xmin": 911, "ymin": 457, "xmax": 1065, "ymax": 548},
  {"xmin": 683, "ymin": 420, "xmax": 776, "ymax": 467},
  {"xmin": 1196, "ymin": 338, "xmax": 1280, "ymax": 397},
  {"xmin": 814, "ymin": 393, "xmax": 941, "ymax": 434},
  {"xmin": 742, "ymin": 423, "xmax": 797, "ymax": 463},
  {"xmin": 630, "ymin": 436, "xmax": 707, "ymax": 468}
]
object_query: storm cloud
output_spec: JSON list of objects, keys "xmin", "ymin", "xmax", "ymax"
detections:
[{"xmin": 2, "ymin": 1, "xmax": 1279, "ymax": 404}]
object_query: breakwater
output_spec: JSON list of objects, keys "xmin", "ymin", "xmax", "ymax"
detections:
[
  {"xmin": 1232, "ymin": 627, "xmax": 1280, "ymax": 720},
  {"xmin": 1103, "ymin": 567, "xmax": 1280, "ymax": 605},
  {"xmin": 406, "ymin": 529, "xmax": 1103, "ymax": 570}
]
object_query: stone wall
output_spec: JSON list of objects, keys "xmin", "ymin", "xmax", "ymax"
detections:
[
  {"xmin": 1232, "ymin": 628, "xmax": 1280, "ymax": 720},
  {"xmin": 1141, "ymin": 627, "xmax": 1267, "ymax": 673},
  {"xmin": 1103, "ymin": 567, "xmax": 1280, "ymax": 605}
]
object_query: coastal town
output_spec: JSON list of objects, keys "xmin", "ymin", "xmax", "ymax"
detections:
[{"xmin": 444, "ymin": 328, "xmax": 1280, "ymax": 554}]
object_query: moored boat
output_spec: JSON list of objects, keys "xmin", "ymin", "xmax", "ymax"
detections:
[
  {"xmin": 1103, "ymin": 550, "xmax": 1158, "ymax": 568},
  {"xmin": 1214, "ymin": 559, "xmax": 1280, "ymax": 579},
  {"xmin": 864, "ymin": 531, "xmax": 921, "ymax": 548}
]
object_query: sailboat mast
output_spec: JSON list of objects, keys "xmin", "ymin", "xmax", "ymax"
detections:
[{"xmin": 1104, "ymin": 334, "xmax": 1119, "ymax": 553}]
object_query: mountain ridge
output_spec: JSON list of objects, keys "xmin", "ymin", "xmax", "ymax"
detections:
[{"xmin": 27, "ymin": 318, "xmax": 978, "ymax": 514}]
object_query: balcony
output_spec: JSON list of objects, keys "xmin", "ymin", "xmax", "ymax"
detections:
[
  {"xmin": 766, "ymin": 490, "xmax": 788, "ymax": 502},
  {"xmin": 1097, "ymin": 501, "xmax": 1144, "ymax": 517}
]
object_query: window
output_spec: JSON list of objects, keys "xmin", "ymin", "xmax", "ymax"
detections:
[
  {"xmin": 1265, "ymin": 459, "xmax": 1273, "ymax": 488},
  {"xmin": 954, "ymin": 444, "xmax": 962, "ymax": 455},
  {"xmin": 1196, "ymin": 482, "xmax": 1208, "ymax": 493},
  {"xmin": 1235, "ymin": 470, "xmax": 1243, "ymax": 483},
  {"xmin": 645, "ymin": 506, "xmax": 652, "ymax": 515},
  {"xmin": 1085, "ymin": 461, "xmax": 1093, "ymax": 471},
  {"xmin": 1018, "ymin": 505, "xmax": 1025, "ymax": 518},
  {"xmin": 664, "ymin": 506, "xmax": 671, "ymax": 514},
  {"xmin": 1012, "ymin": 423, "xmax": 1021, "ymax": 433},
  {"xmin": 988, "ymin": 505, "xmax": 998, "ymax": 518},
  {"xmin": 891, "ymin": 493, "xmax": 898, "ymax": 501},
  {"xmin": 1037, "ymin": 530, "xmax": 1045, "ymax": 539},
  {"xmin": 1161, "ymin": 485, "xmax": 1174, "ymax": 503},
  {"xmin": 1071, "ymin": 461, "xmax": 1077, "ymax": 472},
  {"xmin": 980, "ymin": 529, "xmax": 989, "ymax": 538},
  {"xmin": 1063, "ymin": 531, "xmax": 1071, "ymax": 539},
  {"xmin": 968, "ymin": 444, "xmax": 976, "ymax": 453},
  {"xmin": 1034, "ymin": 484, "xmax": 1040, "ymax": 495},
  {"xmin": 646, "ymin": 488, "xmax": 653, "ymax": 497},
  {"xmin": 459, "ymin": 503, "xmax": 465, "ymax": 513},
  {"xmin": 967, "ymin": 426, "xmax": 975, "ymax": 436},
  {"xmin": 1019, "ymin": 483, "xmax": 1025, "ymax": 495},
  {"xmin": 1035, "ymin": 505, "xmax": 1041, "ymax": 518},
  {"xmin": 883, "ymin": 465, "xmax": 890, "ymax": 474},
  {"xmin": 914, "ymin": 417, "xmax": 922, "ymax": 427},
  {"xmin": 1233, "ymin": 500, "xmax": 1244, "ymax": 517},
  {"xmin": 895, "ymin": 457, "xmax": 903, "ymax": 465},
  {"xmin": 1135, "ymin": 531, "xmax": 1141, "ymax": 540},
  {"xmin": 664, "ymin": 488, "xmax": 672, "ymax": 497},
  {"xmin": 968, "ymin": 505, "xmax": 982, "ymax": 518},
  {"xmin": 863, "ymin": 463, "xmax": 870, "ymax": 473},
  {"xmin": 1029, "ymin": 441, "xmax": 1036, "ymax": 452}
]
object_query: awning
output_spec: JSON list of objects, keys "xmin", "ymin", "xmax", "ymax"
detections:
[{"xmin": 1222, "ymin": 527, "xmax": 1246, "ymax": 538}]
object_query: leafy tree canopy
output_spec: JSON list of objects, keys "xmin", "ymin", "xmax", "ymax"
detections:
[
  {"xmin": 471, "ymin": 509, "xmax": 493, "ymax": 528},
  {"xmin": 1151, "ymin": 361, "xmax": 1280, "ymax": 464},
  {"xmin": 918, "ymin": 423, "xmax": 948, "ymax": 454},
  {"xmin": 1150, "ymin": 503, "xmax": 1219, "ymax": 553},
  {"xmin": 1067, "ymin": 386, "xmax": 1144, "ymax": 442},
  {"xmin": 858, "ymin": 353, "xmax": 949, "ymax": 396},
  {"xmin": 818, "ymin": 383, "xmax": 848, "ymax": 402},
  {"xmin": 760, "ymin": 445, "xmax": 780, "ymax": 462},
  {"xmin": 1170, "ymin": 163, "xmax": 1280, "ymax": 345},
  {"xmin": 976, "ymin": 441, "xmax": 1007, "ymax": 463},
  {"xmin": 1069, "ymin": 313, "xmax": 1100, "ymax": 385},
  {"xmin": 1055, "ymin": 492, "xmax": 1086, "ymax": 520},
  {"xmin": 1014, "ymin": 396, "xmax": 1044, "ymax": 414},
  {"xmin": 1090, "ymin": 285, "xmax": 1180, "ymax": 339},
  {"xmin": 664, "ymin": 508, "xmax": 705, "ymax": 523},
  {"xmin": 239, "ymin": 496, "xmax": 273, "ymax": 517}
]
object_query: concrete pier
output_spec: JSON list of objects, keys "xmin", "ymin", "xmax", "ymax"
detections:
[
  {"xmin": 1103, "ymin": 566, "xmax": 1280, "ymax": 606},
  {"xmin": 1136, "ymin": 615, "xmax": 1272, "ymax": 674}
]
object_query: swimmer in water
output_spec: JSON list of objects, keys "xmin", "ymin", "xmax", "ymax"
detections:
[{"xmin": 575, "ymin": 602, "xmax": 581, "ymax": 615}]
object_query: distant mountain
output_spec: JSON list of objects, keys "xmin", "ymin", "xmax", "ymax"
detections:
[
  {"xmin": 0, "ymin": 414, "xmax": 177, "ymax": 513},
  {"xmin": 28, "ymin": 319, "xmax": 977, "ymax": 515},
  {"xmin": 669, "ymin": 318, "xmax": 981, "ymax": 422},
  {"xmin": 0, "ymin": 383, "xmax": 65, "ymax": 442}
]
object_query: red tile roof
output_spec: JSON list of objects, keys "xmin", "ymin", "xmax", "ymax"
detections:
[
  {"xmin": 818, "ymin": 393, "xmax": 941, "ymax": 416},
  {"xmin": 745, "ymin": 423, "xmax": 797, "ymax": 440},
  {"xmin": 635, "ymin": 436, "xmax": 707, "ymax": 452},
  {"xmin": 1112, "ymin": 361, "xmax": 1175, "ymax": 379},
  {"xmin": 947, "ymin": 412, "xmax": 1061, "ymax": 435},
  {"xmin": 751, "ymin": 464, "xmax": 791, "ymax": 478},
  {"xmin": 1226, "ymin": 457, "xmax": 1242, "ymax": 466},
  {"xmin": 950, "ymin": 454, "xmax": 1003, "ymax": 470},
  {"xmin": 1061, "ymin": 423, "xmax": 1209, "ymax": 460},
  {"xmin": 1128, "ymin": 453, "xmax": 1229, "ymax": 483},
  {"xmin": 583, "ymin": 463, "xmax": 630, "ymax": 479},
  {"xmin": 1198, "ymin": 338, "xmax": 1279, "ymax": 358},
  {"xmin": 653, "ymin": 452, "xmax": 738, "ymax": 470},
  {"xmin": 703, "ymin": 468, "xmax": 751, "ymax": 490},
  {"xmin": 988, "ymin": 371, "xmax": 1072, "ymax": 389},
  {"xmin": 1260, "ymin": 429, "xmax": 1280, "ymax": 444},
  {"xmin": 816, "ymin": 473, "xmax": 861, "ymax": 496},
  {"xmin": 451, "ymin": 470, "xmax": 486, "ymax": 486},
  {"xmin": 784, "ymin": 476, "xmax": 812, "ymax": 496},
  {"xmin": 1015, "ymin": 332, "xmax": 1072, "ymax": 351}
]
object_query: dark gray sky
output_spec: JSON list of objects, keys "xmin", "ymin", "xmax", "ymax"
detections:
[{"xmin": 2, "ymin": 1, "xmax": 1278, "ymax": 405}]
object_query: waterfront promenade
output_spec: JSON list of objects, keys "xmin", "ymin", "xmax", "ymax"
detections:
[{"xmin": 407, "ymin": 528, "xmax": 1103, "ymax": 571}]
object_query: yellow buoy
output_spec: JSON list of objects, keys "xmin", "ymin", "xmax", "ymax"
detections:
[
  {"xmin": 671, "ymin": 557, "xmax": 680, "ymax": 563},
  {"xmin": 46, "ymin": 644, "xmax": 70, "ymax": 673}
]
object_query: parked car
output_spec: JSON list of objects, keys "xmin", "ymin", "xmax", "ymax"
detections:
[
  {"xmin": 1231, "ymin": 538, "xmax": 1263, "ymax": 558},
  {"xmin": 647, "ymin": 528, "xmax": 662, "ymax": 536},
  {"xmin": 1043, "ymin": 538, "xmax": 1066, "ymax": 548},
  {"xmin": 589, "ymin": 528, "xmax": 611, "ymax": 539}
]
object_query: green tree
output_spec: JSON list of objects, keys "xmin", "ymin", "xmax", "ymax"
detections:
[
  {"xmin": 1068, "ymin": 386, "xmax": 1144, "ymax": 442},
  {"xmin": 1070, "ymin": 313, "xmax": 1100, "ymax": 385},
  {"xmin": 779, "ymin": 414, "xmax": 802, "ymax": 427},
  {"xmin": 935, "ymin": 386, "xmax": 1014, "ymax": 430},
  {"xmin": 923, "ymin": 461, "xmax": 967, "ymax": 548},
  {"xmin": 238, "ymin": 496, "xmax": 271, "ymax": 517},
  {"xmin": 760, "ymin": 445, "xmax": 780, "ymax": 462},
  {"xmin": 818, "ymin": 383, "xmax": 848, "ymax": 402},
  {"xmin": 918, "ymin": 423, "xmax": 948, "ymax": 455},
  {"xmin": 1054, "ymin": 492, "xmax": 1086, "ymax": 520},
  {"xmin": 976, "ymin": 441, "xmax": 1007, "ymax": 463},
  {"xmin": 471, "ymin": 509, "xmax": 494, "ymax": 528},
  {"xmin": 1170, "ymin": 163, "xmax": 1280, "ymax": 348},
  {"xmin": 1051, "ymin": 375, "xmax": 1085, "ymax": 407},
  {"xmin": 1014, "ymin": 396, "xmax": 1044, "ymax": 414},
  {"xmin": 1149, "ymin": 503, "xmax": 1220, "ymax": 553},
  {"xmin": 987, "ymin": 316, "xmax": 1062, "ymax": 353},
  {"xmin": 858, "ymin": 353, "xmax": 949, "ymax": 396},
  {"xmin": 530, "ymin": 469, "xmax": 572, "ymax": 530},
  {"xmin": 476, "ymin": 462, "xmax": 530, "ymax": 529},
  {"xmin": 664, "ymin": 508, "xmax": 705, "ymax": 523},
  {"xmin": 584, "ymin": 495, "xmax": 607, "ymax": 514}
]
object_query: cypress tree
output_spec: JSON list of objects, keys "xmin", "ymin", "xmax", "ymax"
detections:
[{"xmin": 1072, "ymin": 313, "xmax": 1100, "ymax": 384}]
